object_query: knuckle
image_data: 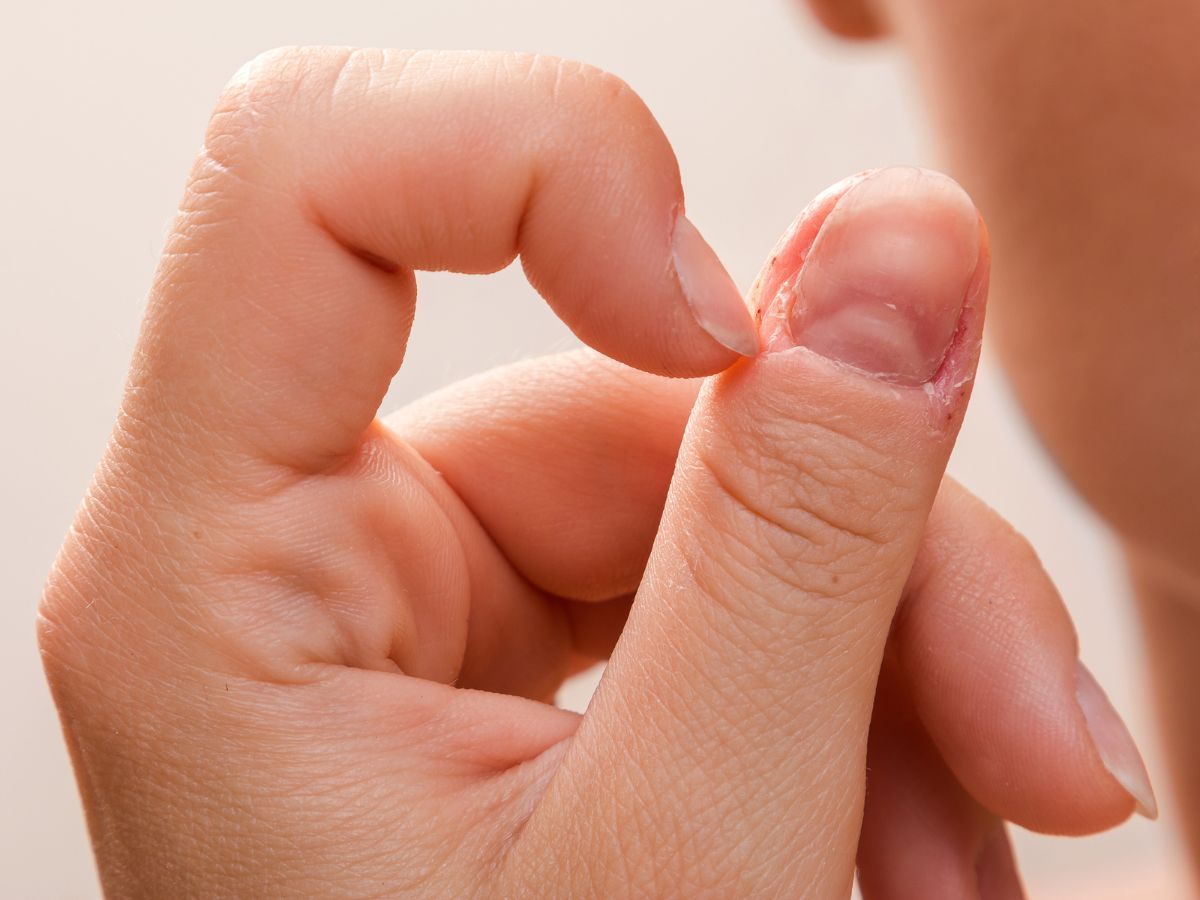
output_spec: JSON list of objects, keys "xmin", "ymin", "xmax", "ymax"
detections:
[
  {"xmin": 37, "ymin": 537, "xmax": 128, "ymax": 703},
  {"xmin": 213, "ymin": 47, "xmax": 306, "ymax": 131},
  {"xmin": 179, "ymin": 46, "xmax": 371, "ymax": 252},
  {"xmin": 218, "ymin": 45, "xmax": 335, "ymax": 110},
  {"xmin": 204, "ymin": 45, "xmax": 348, "ymax": 178},
  {"xmin": 35, "ymin": 455, "xmax": 236, "ymax": 684},
  {"xmin": 702, "ymin": 423, "xmax": 898, "ymax": 542},
  {"xmin": 691, "ymin": 422, "xmax": 913, "ymax": 600},
  {"xmin": 36, "ymin": 586, "xmax": 77, "ymax": 687},
  {"xmin": 570, "ymin": 61, "xmax": 637, "ymax": 108}
]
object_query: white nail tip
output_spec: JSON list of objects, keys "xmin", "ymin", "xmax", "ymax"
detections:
[{"xmin": 1076, "ymin": 661, "xmax": 1158, "ymax": 819}]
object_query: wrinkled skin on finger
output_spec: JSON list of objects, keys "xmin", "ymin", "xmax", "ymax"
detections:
[{"xmin": 37, "ymin": 45, "xmax": 1142, "ymax": 899}]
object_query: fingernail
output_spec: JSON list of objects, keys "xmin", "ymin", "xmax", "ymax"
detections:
[
  {"xmin": 672, "ymin": 214, "xmax": 760, "ymax": 357},
  {"xmin": 789, "ymin": 167, "xmax": 980, "ymax": 385},
  {"xmin": 1076, "ymin": 660, "xmax": 1158, "ymax": 819},
  {"xmin": 974, "ymin": 827, "xmax": 1026, "ymax": 900}
]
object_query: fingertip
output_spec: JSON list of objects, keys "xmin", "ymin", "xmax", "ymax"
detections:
[
  {"xmin": 902, "ymin": 484, "xmax": 1153, "ymax": 835},
  {"xmin": 791, "ymin": 167, "xmax": 978, "ymax": 384},
  {"xmin": 755, "ymin": 167, "xmax": 985, "ymax": 401}
]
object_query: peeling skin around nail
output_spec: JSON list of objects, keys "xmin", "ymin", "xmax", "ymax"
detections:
[
  {"xmin": 750, "ymin": 170, "xmax": 988, "ymax": 433},
  {"xmin": 758, "ymin": 278, "xmax": 797, "ymax": 351},
  {"xmin": 759, "ymin": 279, "xmax": 927, "ymax": 414},
  {"xmin": 748, "ymin": 170, "xmax": 876, "ymax": 325},
  {"xmin": 759, "ymin": 256, "xmax": 973, "ymax": 408}
]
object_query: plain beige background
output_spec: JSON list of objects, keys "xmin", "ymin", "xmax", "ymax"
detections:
[{"xmin": 1, "ymin": 1, "xmax": 1190, "ymax": 896}]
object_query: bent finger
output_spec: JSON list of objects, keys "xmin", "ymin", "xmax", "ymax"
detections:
[
  {"xmin": 392, "ymin": 350, "xmax": 1149, "ymax": 839},
  {"xmin": 137, "ymin": 47, "xmax": 755, "ymax": 480},
  {"xmin": 858, "ymin": 663, "xmax": 1026, "ymax": 900},
  {"xmin": 387, "ymin": 350, "xmax": 700, "ymax": 601},
  {"xmin": 899, "ymin": 480, "xmax": 1157, "ymax": 832}
]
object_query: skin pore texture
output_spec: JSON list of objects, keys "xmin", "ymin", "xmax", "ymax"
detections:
[{"xmin": 821, "ymin": 0, "xmax": 1200, "ymax": 885}]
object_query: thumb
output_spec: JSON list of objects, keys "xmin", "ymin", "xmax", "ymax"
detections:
[{"xmin": 507, "ymin": 168, "xmax": 988, "ymax": 897}]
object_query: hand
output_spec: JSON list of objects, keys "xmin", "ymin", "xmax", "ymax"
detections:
[{"xmin": 39, "ymin": 48, "xmax": 1149, "ymax": 897}]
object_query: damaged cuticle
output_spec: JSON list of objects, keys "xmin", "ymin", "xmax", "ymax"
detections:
[{"xmin": 751, "ymin": 168, "xmax": 982, "ymax": 393}]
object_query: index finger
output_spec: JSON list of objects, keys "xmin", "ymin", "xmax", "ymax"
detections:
[{"xmin": 135, "ymin": 47, "xmax": 756, "ymax": 475}]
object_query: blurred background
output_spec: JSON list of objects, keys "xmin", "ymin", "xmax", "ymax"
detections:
[{"xmin": 1, "ymin": 0, "xmax": 1189, "ymax": 896}]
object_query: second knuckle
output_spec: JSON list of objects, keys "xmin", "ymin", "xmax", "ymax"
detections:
[
  {"xmin": 692, "ymin": 424, "xmax": 912, "ymax": 598},
  {"xmin": 535, "ymin": 56, "xmax": 664, "ymax": 150},
  {"xmin": 203, "ymin": 45, "xmax": 353, "ymax": 180}
]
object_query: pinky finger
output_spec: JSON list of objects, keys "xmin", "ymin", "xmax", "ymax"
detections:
[{"xmin": 857, "ymin": 662, "xmax": 1026, "ymax": 900}]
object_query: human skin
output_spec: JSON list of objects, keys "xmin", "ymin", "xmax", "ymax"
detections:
[
  {"xmin": 39, "ymin": 49, "xmax": 1151, "ymax": 897},
  {"xmin": 804, "ymin": 0, "xmax": 1200, "ymax": 885}
]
